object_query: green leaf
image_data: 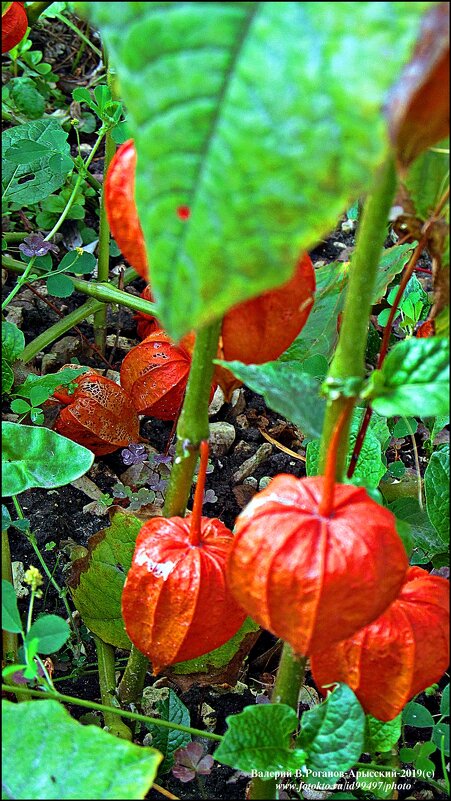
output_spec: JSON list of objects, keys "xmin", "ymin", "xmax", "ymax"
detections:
[
  {"xmin": 388, "ymin": 497, "xmax": 445, "ymax": 562},
  {"xmin": 215, "ymin": 360, "xmax": 325, "ymax": 440},
  {"xmin": 402, "ymin": 701, "xmax": 434, "ymax": 728},
  {"xmin": 25, "ymin": 615, "xmax": 70, "ymax": 654},
  {"xmin": 372, "ymin": 243, "xmax": 416, "ymax": 302},
  {"xmin": 424, "ymin": 445, "xmax": 449, "ymax": 544},
  {"xmin": 4, "ymin": 140, "xmax": 49, "ymax": 164},
  {"xmin": 432, "ymin": 721, "xmax": 450, "ymax": 756},
  {"xmin": 404, "ymin": 143, "xmax": 450, "ymax": 221},
  {"xmin": 14, "ymin": 367, "xmax": 88, "ymax": 404},
  {"xmin": 215, "ymin": 703, "xmax": 306, "ymax": 774},
  {"xmin": 2, "ymin": 362, "xmax": 14, "ymax": 395},
  {"xmin": 1, "ymin": 580, "xmax": 23, "ymax": 634},
  {"xmin": 356, "ymin": 770, "xmax": 395, "ymax": 799},
  {"xmin": 2, "ymin": 699, "xmax": 162, "ymax": 799},
  {"xmin": 306, "ymin": 411, "xmax": 386, "ymax": 489},
  {"xmin": 2, "ymin": 504, "xmax": 12, "ymax": 531},
  {"xmin": 368, "ymin": 338, "xmax": 450, "ymax": 418},
  {"xmin": 72, "ymin": 87, "xmax": 96, "ymax": 108},
  {"xmin": 282, "ymin": 261, "xmax": 349, "ymax": 363},
  {"xmin": 69, "ymin": 512, "xmax": 142, "ymax": 648},
  {"xmin": 2, "ymin": 321, "xmax": 25, "ymax": 364},
  {"xmin": 364, "ymin": 714, "xmax": 402, "ymax": 754},
  {"xmin": 82, "ymin": 2, "xmax": 430, "ymax": 339},
  {"xmin": 10, "ymin": 79, "xmax": 45, "ymax": 119},
  {"xmin": 392, "ymin": 417, "xmax": 418, "ymax": 438},
  {"xmin": 1, "ymin": 422, "xmax": 94, "ymax": 496},
  {"xmin": 11, "ymin": 399, "xmax": 32, "ymax": 416},
  {"xmin": 297, "ymin": 684, "xmax": 365, "ymax": 777},
  {"xmin": 440, "ymin": 684, "xmax": 449, "ymax": 717},
  {"xmin": 146, "ymin": 690, "xmax": 191, "ymax": 775},
  {"xmin": 46, "ymin": 273, "xmax": 75, "ymax": 298},
  {"xmin": 173, "ymin": 617, "xmax": 259, "ymax": 674},
  {"xmin": 2, "ymin": 120, "xmax": 72, "ymax": 204}
]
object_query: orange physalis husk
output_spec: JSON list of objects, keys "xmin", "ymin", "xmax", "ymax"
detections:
[
  {"xmin": 120, "ymin": 330, "xmax": 195, "ymax": 420},
  {"xmin": 311, "ymin": 566, "xmax": 450, "ymax": 721},
  {"xmin": 53, "ymin": 371, "xmax": 140, "ymax": 456},
  {"xmin": 135, "ymin": 285, "xmax": 160, "ymax": 340},
  {"xmin": 122, "ymin": 442, "xmax": 246, "ymax": 673},
  {"xmin": 104, "ymin": 139, "xmax": 149, "ymax": 282},
  {"xmin": 2, "ymin": 2, "xmax": 27, "ymax": 53},
  {"xmin": 215, "ymin": 252, "xmax": 316, "ymax": 399},
  {"xmin": 226, "ymin": 474, "xmax": 409, "ymax": 655}
]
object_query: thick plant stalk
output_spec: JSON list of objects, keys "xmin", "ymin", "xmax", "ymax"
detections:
[
  {"xmin": 248, "ymin": 155, "xmax": 398, "ymax": 801},
  {"xmin": 2, "ymin": 528, "xmax": 18, "ymax": 665},
  {"xmin": 163, "ymin": 318, "xmax": 222, "ymax": 517},
  {"xmin": 117, "ymin": 644, "xmax": 149, "ymax": 706},
  {"xmin": 93, "ymin": 56, "xmax": 117, "ymax": 352},
  {"xmin": 3, "ymin": 257, "xmax": 156, "ymax": 318},
  {"xmin": 318, "ymin": 155, "xmax": 397, "ymax": 475},
  {"xmin": 93, "ymin": 635, "xmax": 132, "ymax": 739},
  {"xmin": 119, "ymin": 319, "xmax": 222, "ymax": 704}
]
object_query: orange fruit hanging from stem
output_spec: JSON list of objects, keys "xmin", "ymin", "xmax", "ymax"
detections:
[
  {"xmin": 226, "ymin": 402, "xmax": 409, "ymax": 655},
  {"xmin": 122, "ymin": 441, "xmax": 246, "ymax": 673},
  {"xmin": 311, "ymin": 566, "xmax": 450, "ymax": 721}
]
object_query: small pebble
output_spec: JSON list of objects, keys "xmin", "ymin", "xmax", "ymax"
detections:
[
  {"xmin": 209, "ymin": 421, "xmax": 236, "ymax": 456},
  {"xmin": 208, "ymin": 386, "xmax": 225, "ymax": 416},
  {"xmin": 243, "ymin": 477, "xmax": 258, "ymax": 489},
  {"xmin": 259, "ymin": 476, "xmax": 272, "ymax": 490},
  {"xmin": 341, "ymin": 219, "xmax": 356, "ymax": 234}
]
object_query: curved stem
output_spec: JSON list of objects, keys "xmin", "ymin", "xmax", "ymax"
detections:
[
  {"xmin": 189, "ymin": 440, "xmax": 209, "ymax": 545},
  {"xmin": 0, "ymin": 684, "xmax": 223, "ymax": 741},
  {"xmin": 348, "ymin": 184, "xmax": 449, "ymax": 477},
  {"xmin": 319, "ymin": 156, "xmax": 397, "ymax": 476}
]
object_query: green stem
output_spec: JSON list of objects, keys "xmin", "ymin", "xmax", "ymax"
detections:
[
  {"xmin": 117, "ymin": 645, "xmax": 149, "ymax": 706},
  {"xmin": 93, "ymin": 635, "xmax": 132, "ymax": 740},
  {"xmin": 11, "ymin": 497, "xmax": 78, "ymax": 642},
  {"xmin": 164, "ymin": 318, "xmax": 222, "ymax": 517},
  {"xmin": 3, "ymin": 257, "xmax": 156, "ymax": 317},
  {"xmin": 318, "ymin": 155, "xmax": 397, "ymax": 475},
  {"xmin": 25, "ymin": 1, "xmax": 54, "ymax": 26},
  {"xmin": 248, "ymin": 646, "xmax": 307, "ymax": 800},
  {"xmin": 93, "ymin": 55, "xmax": 117, "ymax": 352},
  {"xmin": 271, "ymin": 645, "xmax": 307, "ymax": 709},
  {"xmin": 54, "ymin": 12, "xmax": 102, "ymax": 58},
  {"xmin": 20, "ymin": 298, "xmax": 103, "ymax": 363},
  {"xmin": 2, "ymin": 528, "xmax": 18, "ymax": 665},
  {"xmin": 0, "ymin": 685, "xmax": 223, "ymax": 741}
]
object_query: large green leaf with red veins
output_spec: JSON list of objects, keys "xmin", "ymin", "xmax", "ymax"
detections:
[{"xmin": 79, "ymin": 2, "xmax": 430, "ymax": 339}]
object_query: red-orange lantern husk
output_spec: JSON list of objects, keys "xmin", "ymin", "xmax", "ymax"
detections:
[
  {"xmin": 226, "ymin": 474, "xmax": 409, "ymax": 655},
  {"xmin": 53, "ymin": 372, "xmax": 140, "ymax": 456},
  {"xmin": 215, "ymin": 252, "xmax": 316, "ymax": 399},
  {"xmin": 122, "ymin": 516, "xmax": 247, "ymax": 672},
  {"xmin": 104, "ymin": 139, "xmax": 149, "ymax": 282},
  {"xmin": 2, "ymin": 2, "xmax": 27, "ymax": 53},
  {"xmin": 120, "ymin": 331, "xmax": 195, "ymax": 420},
  {"xmin": 311, "ymin": 566, "xmax": 450, "ymax": 721},
  {"xmin": 135, "ymin": 285, "xmax": 160, "ymax": 340}
]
